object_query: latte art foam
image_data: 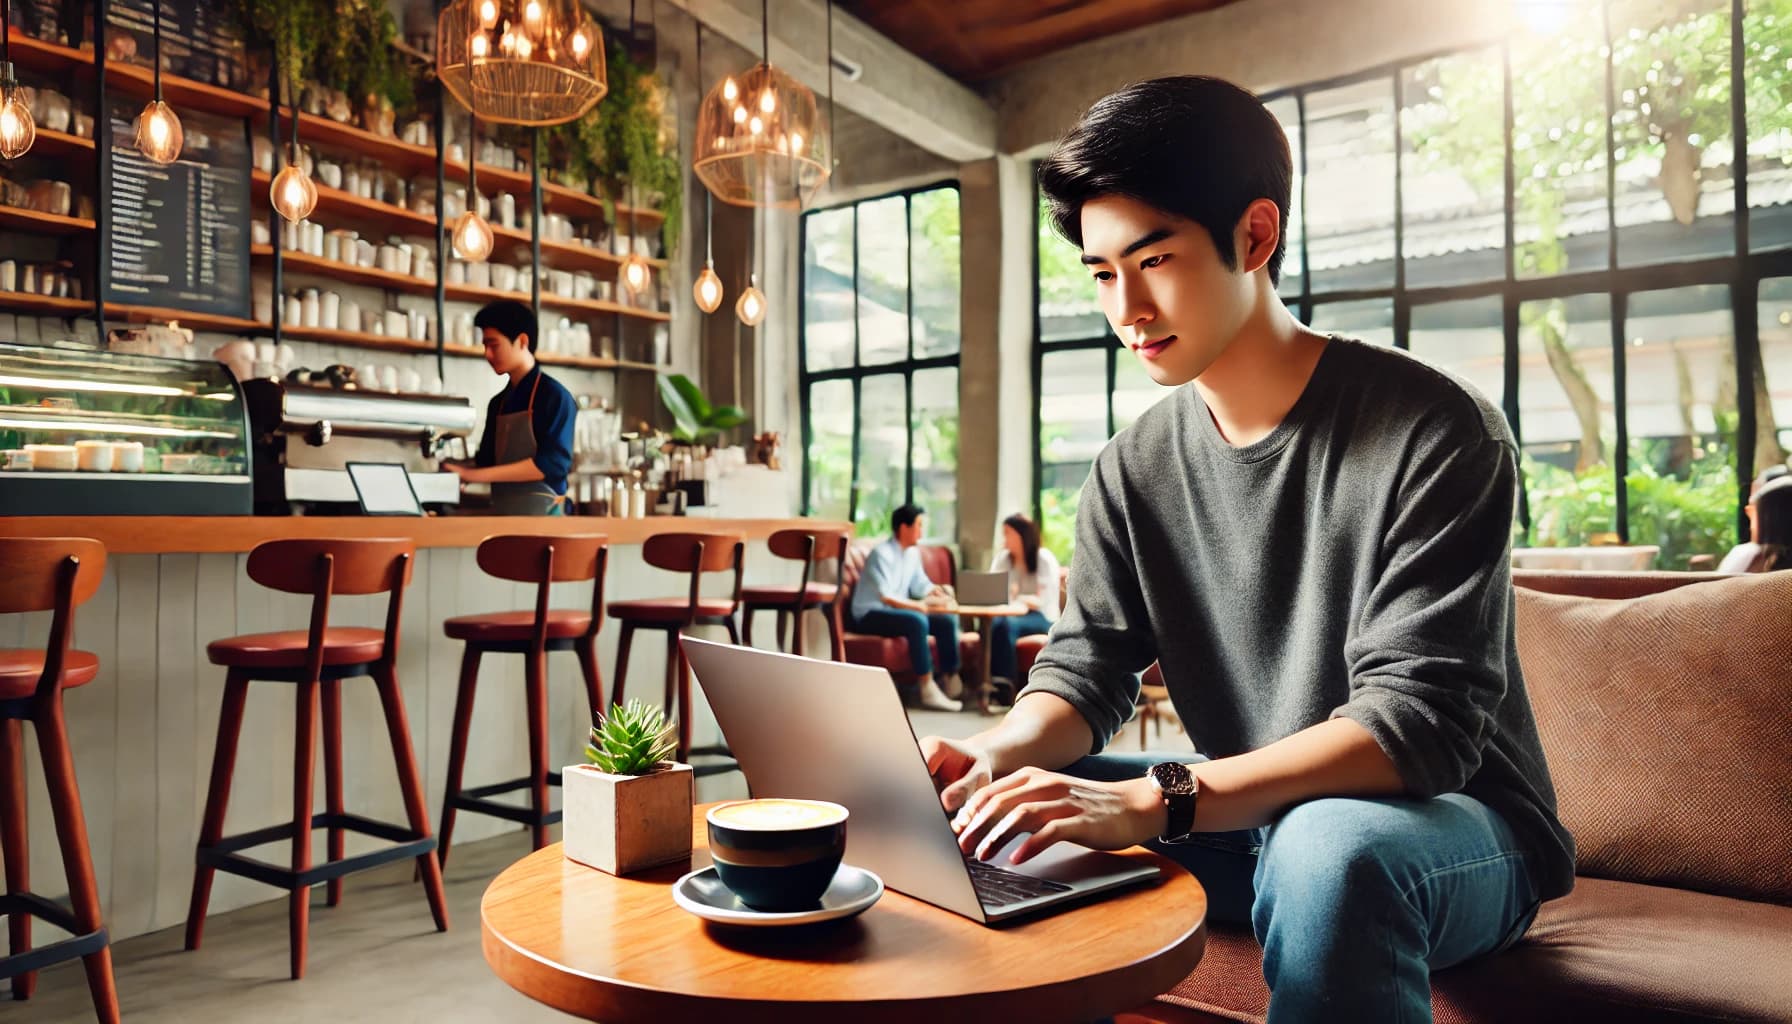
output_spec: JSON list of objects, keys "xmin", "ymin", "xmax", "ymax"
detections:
[{"xmin": 710, "ymin": 799, "xmax": 846, "ymax": 830}]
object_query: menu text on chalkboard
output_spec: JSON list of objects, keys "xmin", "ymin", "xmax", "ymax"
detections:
[{"xmin": 103, "ymin": 100, "xmax": 252, "ymax": 318}]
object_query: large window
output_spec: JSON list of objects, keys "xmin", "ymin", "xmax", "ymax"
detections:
[
  {"xmin": 801, "ymin": 184, "xmax": 961, "ymax": 542},
  {"xmin": 1034, "ymin": 0, "xmax": 1792, "ymax": 570}
]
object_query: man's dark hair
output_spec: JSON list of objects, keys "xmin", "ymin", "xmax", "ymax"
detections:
[
  {"xmin": 892, "ymin": 504, "xmax": 925, "ymax": 535},
  {"xmin": 1038, "ymin": 75, "xmax": 1293, "ymax": 285},
  {"xmin": 1003, "ymin": 513, "xmax": 1042, "ymax": 576},
  {"xmin": 474, "ymin": 300, "xmax": 538, "ymax": 353}
]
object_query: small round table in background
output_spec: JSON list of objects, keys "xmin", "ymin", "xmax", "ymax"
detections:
[
  {"xmin": 481, "ymin": 805, "xmax": 1208, "ymax": 1024},
  {"xmin": 951, "ymin": 602, "xmax": 1028, "ymax": 713}
]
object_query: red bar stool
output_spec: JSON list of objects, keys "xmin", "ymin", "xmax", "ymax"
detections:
[
  {"xmin": 739, "ymin": 528, "xmax": 848, "ymax": 661},
  {"xmin": 607, "ymin": 532, "xmax": 744, "ymax": 765},
  {"xmin": 0, "ymin": 538, "xmax": 118, "ymax": 1022},
  {"xmin": 436, "ymin": 534, "xmax": 608, "ymax": 866},
  {"xmin": 185, "ymin": 539, "xmax": 447, "ymax": 980}
]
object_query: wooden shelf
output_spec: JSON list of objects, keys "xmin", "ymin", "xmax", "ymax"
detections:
[
  {"xmin": 0, "ymin": 205, "xmax": 96, "ymax": 235},
  {"xmin": 0, "ymin": 291, "xmax": 90, "ymax": 316},
  {"xmin": 5, "ymin": 34, "xmax": 88, "ymax": 78},
  {"xmin": 443, "ymin": 281, "xmax": 524, "ymax": 306},
  {"xmin": 541, "ymin": 180, "xmax": 665, "ymax": 227},
  {"xmin": 107, "ymin": 61, "xmax": 267, "ymax": 120},
  {"xmin": 255, "ymin": 246, "xmax": 436, "ymax": 297},
  {"xmin": 250, "ymin": 169, "xmax": 438, "ymax": 241},
  {"xmin": 29, "ymin": 128, "xmax": 96, "ymax": 160},
  {"xmin": 540, "ymin": 352, "xmax": 663, "ymax": 372},
  {"xmin": 541, "ymin": 292, "xmax": 670, "ymax": 322},
  {"xmin": 276, "ymin": 324, "xmax": 435, "ymax": 354},
  {"xmin": 108, "ymin": 304, "xmax": 266, "ymax": 334},
  {"xmin": 444, "ymin": 157, "xmax": 534, "ymax": 198}
]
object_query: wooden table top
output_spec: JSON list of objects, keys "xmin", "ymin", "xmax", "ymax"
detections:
[
  {"xmin": 0, "ymin": 516, "xmax": 851, "ymax": 554},
  {"xmin": 951, "ymin": 602, "xmax": 1028, "ymax": 618},
  {"xmin": 481, "ymin": 805, "xmax": 1207, "ymax": 1024}
]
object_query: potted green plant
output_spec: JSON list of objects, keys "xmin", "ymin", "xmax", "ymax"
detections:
[
  {"xmin": 657, "ymin": 374, "xmax": 747, "ymax": 445},
  {"xmin": 563, "ymin": 700, "xmax": 693, "ymax": 875}
]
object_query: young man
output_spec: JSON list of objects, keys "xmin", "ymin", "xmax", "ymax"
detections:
[
  {"xmin": 446, "ymin": 300, "xmax": 576, "ymax": 515},
  {"xmin": 848, "ymin": 504, "xmax": 965, "ymax": 711},
  {"xmin": 920, "ymin": 76, "xmax": 1573, "ymax": 1022}
]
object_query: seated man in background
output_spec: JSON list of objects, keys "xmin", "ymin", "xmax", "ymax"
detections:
[{"xmin": 848, "ymin": 504, "xmax": 963, "ymax": 711}]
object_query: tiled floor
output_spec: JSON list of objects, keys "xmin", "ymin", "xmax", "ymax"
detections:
[{"xmin": 4, "ymin": 705, "xmax": 1194, "ymax": 1023}]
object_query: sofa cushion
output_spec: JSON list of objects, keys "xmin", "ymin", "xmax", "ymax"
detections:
[
  {"xmin": 1140, "ymin": 876, "xmax": 1792, "ymax": 1024},
  {"xmin": 1514, "ymin": 572, "xmax": 1792, "ymax": 905}
]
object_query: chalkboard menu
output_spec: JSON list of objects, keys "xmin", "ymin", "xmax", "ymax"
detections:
[
  {"xmin": 102, "ymin": 99, "xmax": 252, "ymax": 318},
  {"xmin": 105, "ymin": 0, "xmax": 250, "ymax": 92}
]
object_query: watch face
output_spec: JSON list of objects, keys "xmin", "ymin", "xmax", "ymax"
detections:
[{"xmin": 1150, "ymin": 760, "xmax": 1195, "ymax": 795}]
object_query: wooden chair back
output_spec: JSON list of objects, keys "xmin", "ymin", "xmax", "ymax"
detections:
[
  {"xmin": 475, "ymin": 534, "xmax": 610, "ymax": 643},
  {"xmin": 0, "ymin": 537, "xmax": 107, "ymax": 702},
  {"xmin": 764, "ymin": 528, "xmax": 849, "ymax": 604},
  {"xmin": 642, "ymin": 533, "xmax": 745, "ymax": 620},
  {"xmin": 245, "ymin": 538, "xmax": 415, "ymax": 675}
]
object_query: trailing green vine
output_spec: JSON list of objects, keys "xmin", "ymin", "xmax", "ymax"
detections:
[{"xmin": 224, "ymin": 0, "xmax": 412, "ymax": 115}]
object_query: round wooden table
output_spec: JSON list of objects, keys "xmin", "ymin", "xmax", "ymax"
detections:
[
  {"xmin": 482, "ymin": 805, "xmax": 1207, "ymax": 1024},
  {"xmin": 951, "ymin": 602, "xmax": 1028, "ymax": 713}
]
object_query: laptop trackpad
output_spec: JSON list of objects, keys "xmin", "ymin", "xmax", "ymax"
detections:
[{"xmin": 989, "ymin": 834, "xmax": 1157, "ymax": 883}]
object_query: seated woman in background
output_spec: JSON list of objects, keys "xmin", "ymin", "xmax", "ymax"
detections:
[
  {"xmin": 988, "ymin": 514, "xmax": 1062, "ymax": 688},
  {"xmin": 1718, "ymin": 465, "xmax": 1791, "ymax": 572},
  {"xmin": 1740, "ymin": 477, "xmax": 1792, "ymax": 572}
]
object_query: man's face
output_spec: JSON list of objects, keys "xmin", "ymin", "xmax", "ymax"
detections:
[
  {"xmin": 1080, "ymin": 194, "xmax": 1260, "ymax": 388},
  {"xmin": 481, "ymin": 327, "xmax": 528, "ymax": 375},
  {"xmin": 897, "ymin": 516, "xmax": 925, "ymax": 546}
]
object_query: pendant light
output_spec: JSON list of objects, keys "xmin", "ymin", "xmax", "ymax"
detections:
[
  {"xmin": 269, "ymin": 91, "xmax": 317, "ymax": 223},
  {"xmin": 693, "ymin": 0, "xmax": 829, "ymax": 208},
  {"xmin": 691, "ymin": 22, "xmax": 723, "ymax": 313},
  {"xmin": 734, "ymin": 271, "xmax": 766, "ymax": 326},
  {"xmin": 0, "ymin": 0, "xmax": 35, "ymax": 159},
  {"xmin": 438, "ymin": 0, "xmax": 606, "ymax": 126},
  {"xmin": 451, "ymin": 106, "xmax": 495, "ymax": 262},
  {"xmin": 134, "ymin": 0, "xmax": 182, "ymax": 164},
  {"xmin": 620, "ymin": 188, "xmax": 651, "ymax": 296}
]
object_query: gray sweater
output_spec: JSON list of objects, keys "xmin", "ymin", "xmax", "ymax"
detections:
[{"xmin": 1024, "ymin": 337, "xmax": 1576, "ymax": 900}]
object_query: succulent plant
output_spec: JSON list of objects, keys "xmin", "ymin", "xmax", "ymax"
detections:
[{"xmin": 585, "ymin": 700, "xmax": 678, "ymax": 776}]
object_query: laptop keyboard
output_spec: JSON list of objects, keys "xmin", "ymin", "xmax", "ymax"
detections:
[{"xmin": 964, "ymin": 855, "xmax": 1074, "ymax": 908}]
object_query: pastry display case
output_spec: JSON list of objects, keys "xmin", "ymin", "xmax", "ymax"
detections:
[{"xmin": 0, "ymin": 341, "xmax": 252, "ymax": 514}]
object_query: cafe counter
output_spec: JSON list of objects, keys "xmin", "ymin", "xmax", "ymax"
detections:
[{"xmin": 0, "ymin": 515, "xmax": 850, "ymax": 948}]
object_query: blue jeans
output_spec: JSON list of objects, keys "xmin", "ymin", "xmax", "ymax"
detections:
[
  {"xmin": 849, "ymin": 607, "xmax": 960, "ymax": 676},
  {"xmin": 1066, "ymin": 752, "xmax": 1541, "ymax": 1024},
  {"xmin": 988, "ymin": 609, "xmax": 1051, "ymax": 683}
]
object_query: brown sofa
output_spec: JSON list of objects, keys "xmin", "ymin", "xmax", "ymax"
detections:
[
  {"xmin": 1103, "ymin": 570, "xmax": 1792, "ymax": 1023},
  {"xmin": 838, "ymin": 539, "xmax": 980, "ymax": 688}
]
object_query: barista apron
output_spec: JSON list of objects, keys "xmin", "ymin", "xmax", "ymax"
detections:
[{"xmin": 490, "ymin": 372, "xmax": 565, "ymax": 516}]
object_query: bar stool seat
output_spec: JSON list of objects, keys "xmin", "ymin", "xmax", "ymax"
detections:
[
  {"xmin": 739, "ymin": 582, "xmax": 838, "ymax": 605},
  {"xmin": 0, "ymin": 649, "xmax": 100, "ymax": 697},
  {"xmin": 206, "ymin": 628, "xmax": 386, "ymax": 670},
  {"xmin": 443, "ymin": 609, "xmax": 592, "ymax": 643},
  {"xmin": 606, "ymin": 596, "xmax": 737, "ymax": 623}
]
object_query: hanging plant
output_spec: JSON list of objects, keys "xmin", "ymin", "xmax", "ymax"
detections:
[{"xmin": 224, "ymin": 0, "xmax": 412, "ymax": 115}]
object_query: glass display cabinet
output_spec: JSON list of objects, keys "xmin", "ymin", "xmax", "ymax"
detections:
[{"xmin": 0, "ymin": 341, "xmax": 252, "ymax": 514}]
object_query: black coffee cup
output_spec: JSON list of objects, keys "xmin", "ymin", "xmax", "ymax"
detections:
[{"xmin": 706, "ymin": 799, "xmax": 849, "ymax": 912}]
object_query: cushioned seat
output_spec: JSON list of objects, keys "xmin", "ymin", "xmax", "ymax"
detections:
[
  {"xmin": 739, "ymin": 582, "xmax": 838, "ymax": 605},
  {"xmin": 443, "ymin": 609, "xmax": 593, "ymax": 642},
  {"xmin": 206, "ymin": 627, "xmax": 386, "ymax": 669},
  {"xmin": 0, "ymin": 648, "xmax": 100, "ymax": 699},
  {"xmin": 606, "ymin": 597, "xmax": 738, "ymax": 623},
  {"xmin": 1141, "ymin": 877, "xmax": 1792, "ymax": 1024}
]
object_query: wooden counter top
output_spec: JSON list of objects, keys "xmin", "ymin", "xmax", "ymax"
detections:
[{"xmin": 0, "ymin": 516, "xmax": 853, "ymax": 554}]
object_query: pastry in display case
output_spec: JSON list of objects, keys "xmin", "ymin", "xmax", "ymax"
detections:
[{"xmin": 0, "ymin": 341, "xmax": 252, "ymax": 515}]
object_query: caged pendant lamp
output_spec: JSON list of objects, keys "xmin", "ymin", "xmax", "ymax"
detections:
[
  {"xmin": 134, "ymin": 0, "xmax": 183, "ymax": 164},
  {"xmin": 437, "ymin": 0, "xmax": 606, "ymax": 127},
  {"xmin": 0, "ymin": 0, "xmax": 35, "ymax": 159},
  {"xmin": 692, "ymin": 0, "xmax": 830, "ymax": 208}
]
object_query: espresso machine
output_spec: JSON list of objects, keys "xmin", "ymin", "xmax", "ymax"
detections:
[{"xmin": 241, "ymin": 377, "xmax": 476, "ymax": 514}]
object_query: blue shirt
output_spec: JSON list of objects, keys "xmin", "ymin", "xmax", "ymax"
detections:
[
  {"xmin": 850, "ymin": 538, "xmax": 933, "ymax": 620},
  {"xmin": 475, "ymin": 365, "xmax": 575, "ymax": 496}
]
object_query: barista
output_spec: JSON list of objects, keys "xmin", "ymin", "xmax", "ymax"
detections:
[{"xmin": 446, "ymin": 300, "xmax": 575, "ymax": 515}]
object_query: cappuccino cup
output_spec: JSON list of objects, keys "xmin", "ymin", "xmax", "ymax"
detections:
[{"xmin": 705, "ymin": 799, "xmax": 848, "ymax": 911}]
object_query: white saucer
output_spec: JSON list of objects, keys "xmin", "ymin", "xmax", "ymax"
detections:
[{"xmin": 671, "ymin": 863, "xmax": 884, "ymax": 926}]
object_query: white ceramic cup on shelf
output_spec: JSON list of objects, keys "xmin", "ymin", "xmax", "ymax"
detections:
[
  {"xmin": 359, "ymin": 363, "xmax": 381, "ymax": 388},
  {"xmin": 379, "ymin": 365, "xmax": 399, "ymax": 392},
  {"xmin": 398, "ymin": 367, "xmax": 421, "ymax": 393},
  {"xmin": 384, "ymin": 309, "xmax": 407, "ymax": 338},
  {"xmin": 321, "ymin": 291, "xmax": 341, "ymax": 330}
]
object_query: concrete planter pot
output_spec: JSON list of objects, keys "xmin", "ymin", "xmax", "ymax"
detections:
[{"xmin": 562, "ymin": 762, "xmax": 694, "ymax": 875}]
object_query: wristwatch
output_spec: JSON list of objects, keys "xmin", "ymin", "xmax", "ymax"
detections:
[{"xmin": 1146, "ymin": 761, "xmax": 1199, "ymax": 843}]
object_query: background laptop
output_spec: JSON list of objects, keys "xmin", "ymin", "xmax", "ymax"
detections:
[
  {"xmin": 955, "ymin": 570, "xmax": 1010, "ymax": 607},
  {"xmin": 681, "ymin": 637, "xmax": 1160, "ymax": 924}
]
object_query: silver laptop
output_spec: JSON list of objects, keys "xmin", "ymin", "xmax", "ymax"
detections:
[
  {"xmin": 681, "ymin": 637, "xmax": 1160, "ymax": 924},
  {"xmin": 955, "ymin": 570, "xmax": 1011, "ymax": 607}
]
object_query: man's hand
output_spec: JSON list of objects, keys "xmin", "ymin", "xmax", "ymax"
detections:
[
  {"xmin": 949, "ymin": 766, "xmax": 1165, "ymax": 866},
  {"xmin": 919, "ymin": 735, "xmax": 996, "ymax": 814}
]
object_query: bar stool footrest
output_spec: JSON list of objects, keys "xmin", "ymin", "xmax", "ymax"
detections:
[
  {"xmin": 197, "ymin": 813, "xmax": 437, "ymax": 890},
  {"xmin": 448, "ymin": 772, "xmax": 564, "ymax": 827},
  {"xmin": 0, "ymin": 893, "xmax": 108, "ymax": 980}
]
